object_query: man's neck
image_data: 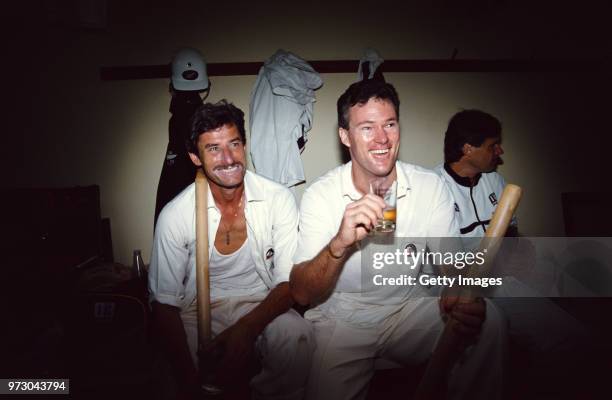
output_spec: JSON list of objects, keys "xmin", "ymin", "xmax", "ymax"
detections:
[
  {"xmin": 449, "ymin": 160, "xmax": 479, "ymax": 181},
  {"xmin": 208, "ymin": 181, "xmax": 245, "ymax": 210},
  {"xmin": 351, "ymin": 163, "xmax": 397, "ymax": 195}
]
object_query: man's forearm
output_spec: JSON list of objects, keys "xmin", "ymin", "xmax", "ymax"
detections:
[
  {"xmin": 237, "ymin": 282, "xmax": 294, "ymax": 336},
  {"xmin": 151, "ymin": 302, "xmax": 200, "ymax": 389},
  {"xmin": 289, "ymin": 237, "xmax": 349, "ymax": 306}
]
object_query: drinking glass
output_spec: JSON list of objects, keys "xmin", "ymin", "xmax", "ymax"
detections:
[{"xmin": 370, "ymin": 180, "xmax": 397, "ymax": 233}]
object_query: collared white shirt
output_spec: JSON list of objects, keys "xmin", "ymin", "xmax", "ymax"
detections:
[
  {"xmin": 149, "ymin": 170, "xmax": 298, "ymax": 310},
  {"xmin": 293, "ymin": 161, "xmax": 460, "ymax": 325}
]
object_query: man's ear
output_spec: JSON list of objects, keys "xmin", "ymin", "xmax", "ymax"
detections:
[
  {"xmin": 188, "ymin": 152, "xmax": 202, "ymax": 167},
  {"xmin": 339, "ymin": 128, "xmax": 351, "ymax": 148},
  {"xmin": 462, "ymin": 143, "xmax": 472, "ymax": 157}
]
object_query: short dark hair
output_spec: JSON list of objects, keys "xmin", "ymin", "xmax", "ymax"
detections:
[
  {"xmin": 187, "ymin": 100, "xmax": 246, "ymax": 154},
  {"xmin": 337, "ymin": 80, "xmax": 400, "ymax": 130},
  {"xmin": 444, "ymin": 109, "xmax": 502, "ymax": 163}
]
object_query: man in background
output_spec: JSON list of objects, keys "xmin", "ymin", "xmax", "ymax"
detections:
[
  {"xmin": 435, "ymin": 109, "xmax": 591, "ymax": 396},
  {"xmin": 434, "ymin": 109, "xmax": 515, "ymax": 252}
]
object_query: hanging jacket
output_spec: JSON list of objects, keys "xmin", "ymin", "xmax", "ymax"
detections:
[{"xmin": 249, "ymin": 50, "xmax": 323, "ymax": 188}]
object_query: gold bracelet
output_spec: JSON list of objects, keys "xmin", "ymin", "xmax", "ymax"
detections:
[{"xmin": 327, "ymin": 244, "xmax": 345, "ymax": 259}]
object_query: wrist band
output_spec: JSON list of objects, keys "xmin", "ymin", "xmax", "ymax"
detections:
[{"xmin": 328, "ymin": 244, "xmax": 345, "ymax": 259}]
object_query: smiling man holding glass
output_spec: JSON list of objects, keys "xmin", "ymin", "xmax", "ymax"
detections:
[{"xmin": 289, "ymin": 79, "xmax": 506, "ymax": 400}]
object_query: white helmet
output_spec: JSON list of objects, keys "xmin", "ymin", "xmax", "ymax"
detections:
[{"xmin": 171, "ymin": 48, "xmax": 208, "ymax": 91}]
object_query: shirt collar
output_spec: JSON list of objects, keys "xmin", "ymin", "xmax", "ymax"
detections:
[
  {"xmin": 340, "ymin": 162, "xmax": 361, "ymax": 201},
  {"xmin": 395, "ymin": 163, "xmax": 411, "ymax": 199},
  {"xmin": 444, "ymin": 162, "xmax": 481, "ymax": 187},
  {"xmin": 341, "ymin": 161, "xmax": 411, "ymax": 201}
]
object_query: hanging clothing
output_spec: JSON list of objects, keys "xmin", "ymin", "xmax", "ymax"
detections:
[
  {"xmin": 358, "ymin": 48, "xmax": 385, "ymax": 82},
  {"xmin": 154, "ymin": 90, "xmax": 202, "ymax": 227},
  {"xmin": 249, "ymin": 49, "xmax": 323, "ymax": 188}
]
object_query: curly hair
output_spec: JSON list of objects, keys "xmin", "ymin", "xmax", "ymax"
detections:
[{"xmin": 187, "ymin": 100, "xmax": 246, "ymax": 154}]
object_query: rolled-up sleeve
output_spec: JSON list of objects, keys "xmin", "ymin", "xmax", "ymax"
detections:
[{"xmin": 148, "ymin": 206, "xmax": 190, "ymax": 308}]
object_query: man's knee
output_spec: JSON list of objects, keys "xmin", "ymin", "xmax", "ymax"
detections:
[
  {"xmin": 261, "ymin": 310, "xmax": 315, "ymax": 356},
  {"xmin": 253, "ymin": 310, "xmax": 314, "ymax": 397}
]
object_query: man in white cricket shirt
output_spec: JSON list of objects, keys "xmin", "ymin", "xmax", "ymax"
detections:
[
  {"xmin": 149, "ymin": 100, "xmax": 313, "ymax": 400},
  {"xmin": 290, "ymin": 80, "xmax": 506, "ymax": 400}
]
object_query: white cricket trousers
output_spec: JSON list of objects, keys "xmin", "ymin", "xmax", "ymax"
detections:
[
  {"xmin": 181, "ymin": 292, "xmax": 315, "ymax": 400},
  {"xmin": 305, "ymin": 297, "xmax": 507, "ymax": 400}
]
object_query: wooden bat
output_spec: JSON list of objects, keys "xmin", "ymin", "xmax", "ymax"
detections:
[
  {"xmin": 414, "ymin": 184, "xmax": 522, "ymax": 400},
  {"xmin": 195, "ymin": 169, "xmax": 224, "ymax": 396},
  {"xmin": 195, "ymin": 169, "xmax": 212, "ymax": 344}
]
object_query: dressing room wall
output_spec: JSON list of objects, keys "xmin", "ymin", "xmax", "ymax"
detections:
[{"xmin": 13, "ymin": 1, "xmax": 610, "ymax": 265}]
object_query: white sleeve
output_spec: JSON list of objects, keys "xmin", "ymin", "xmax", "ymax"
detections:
[
  {"xmin": 269, "ymin": 188, "xmax": 299, "ymax": 285},
  {"xmin": 426, "ymin": 176, "xmax": 464, "ymax": 254},
  {"xmin": 148, "ymin": 206, "xmax": 190, "ymax": 308},
  {"xmin": 293, "ymin": 187, "xmax": 337, "ymax": 264}
]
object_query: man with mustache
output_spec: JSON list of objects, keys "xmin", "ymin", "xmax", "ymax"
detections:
[
  {"xmin": 434, "ymin": 109, "xmax": 516, "ymax": 252},
  {"xmin": 149, "ymin": 100, "xmax": 313, "ymax": 399},
  {"xmin": 435, "ymin": 109, "xmax": 591, "ymax": 396}
]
